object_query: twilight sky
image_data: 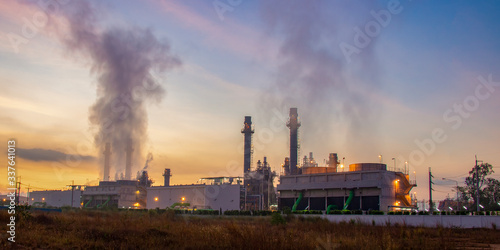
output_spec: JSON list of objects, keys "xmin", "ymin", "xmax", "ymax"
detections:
[{"xmin": 1, "ymin": 0, "xmax": 499, "ymax": 201}]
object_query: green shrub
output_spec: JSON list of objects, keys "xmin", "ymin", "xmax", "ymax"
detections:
[
  {"xmin": 270, "ymin": 212, "xmax": 286, "ymax": 225},
  {"xmin": 282, "ymin": 206, "xmax": 292, "ymax": 215},
  {"xmin": 330, "ymin": 210, "xmax": 342, "ymax": 215},
  {"xmin": 368, "ymin": 210, "xmax": 384, "ymax": 215}
]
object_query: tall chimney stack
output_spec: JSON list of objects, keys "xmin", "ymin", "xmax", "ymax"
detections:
[
  {"xmin": 163, "ymin": 168, "xmax": 171, "ymax": 186},
  {"xmin": 125, "ymin": 144, "xmax": 133, "ymax": 180},
  {"xmin": 241, "ymin": 116, "xmax": 254, "ymax": 173},
  {"xmin": 287, "ymin": 108, "xmax": 300, "ymax": 175},
  {"xmin": 103, "ymin": 143, "xmax": 111, "ymax": 181}
]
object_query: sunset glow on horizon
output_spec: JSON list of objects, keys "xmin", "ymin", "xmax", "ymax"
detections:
[{"xmin": 1, "ymin": 0, "xmax": 499, "ymax": 202}]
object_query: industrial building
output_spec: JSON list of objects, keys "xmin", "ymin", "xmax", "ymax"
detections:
[
  {"xmin": 19, "ymin": 107, "xmax": 415, "ymax": 212},
  {"xmin": 241, "ymin": 116, "xmax": 277, "ymax": 210},
  {"xmin": 147, "ymin": 176, "xmax": 242, "ymax": 211},
  {"xmin": 30, "ymin": 188, "xmax": 83, "ymax": 208},
  {"xmin": 81, "ymin": 170, "xmax": 152, "ymax": 208},
  {"xmin": 276, "ymin": 108, "xmax": 416, "ymax": 212},
  {"xmin": 146, "ymin": 170, "xmax": 242, "ymax": 211},
  {"xmin": 81, "ymin": 180, "xmax": 146, "ymax": 208}
]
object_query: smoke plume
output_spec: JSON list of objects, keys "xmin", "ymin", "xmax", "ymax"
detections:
[
  {"xmin": 259, "ymin": 1, "xmax": 383, "ymax": 154},
  {"xmin": 58, "ymin": 1, "xmax": 181, "ymax": 179}
]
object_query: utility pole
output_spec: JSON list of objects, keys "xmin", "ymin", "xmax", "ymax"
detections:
[
  {"xmin": 475, "ymin": 155, "xmax": 483, "ymax": 212},
  {"xmin": 428, "ymin": 168, "xmax": 434, "ymax": 213}
]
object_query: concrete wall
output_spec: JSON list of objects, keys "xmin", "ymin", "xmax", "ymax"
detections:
[
  {"xmin": 321, "ymin": 214, "xmax": 500, "ymax": 229},
  {"xmin": 30, "ymin": 190, "xmax": 82, "ymax": 208},
  {"xmin": 147, "ymin": 185, "xmax": 206, "ymax": 209},
  {"xmin": 147, "ymin": 184, "xmax": 240, "ymax": 211},
  {"xmin": 205, "ymin": 184, "xmax": 240, "ymax": 211}
]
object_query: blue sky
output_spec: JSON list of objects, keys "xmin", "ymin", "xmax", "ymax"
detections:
[{"xmin": 0, "ymin": 0, "xmax": 499, "ymax": 201}]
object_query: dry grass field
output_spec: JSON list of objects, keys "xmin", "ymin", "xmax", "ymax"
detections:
[{"xmin": 2, "ymin": 209, "xmax": 500, "ymax": 249}]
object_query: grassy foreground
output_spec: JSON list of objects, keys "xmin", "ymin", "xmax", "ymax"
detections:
[{"xmin": 1, "ymin": 209, "xmax": 500, "ymax": 249}]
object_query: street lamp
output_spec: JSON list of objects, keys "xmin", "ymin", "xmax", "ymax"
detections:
[
  {"xmin": 442, "ymin": 178, "xmax": 459, "ymax": 211},
  {"xmin": 379, "ymin": 155, "xmax": 383, "ymax": 163}
]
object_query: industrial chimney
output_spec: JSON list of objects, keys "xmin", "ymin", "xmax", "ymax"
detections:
[
  {"xmin": 328, "ymin": 153, "xmax": 339, "ymax": 172},
  {"xmin": 125, "ymin": 144, "xmax": 133, "ymax": 180},
  {"xmin": 287, "ymin": 108, "xmax": 300, "ymax": 175},
  {"xmin": 241, "ymin": 116, "xmax": 254, "ymax": 173},
  {"xmin": 283, "ymin": 157, "xmax": 290, "ymax": 175},
  {"xmin": 163, "ymin": 168, "xmax": 171, "ymax": 186},
  {"xmin": 103, "ymin": 143, "xmax": 111, "ymax": 181}
]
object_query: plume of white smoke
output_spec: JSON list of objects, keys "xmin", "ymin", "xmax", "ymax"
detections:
[
  {"xmin": 52, "ymin": 1, "xmax": 181, "ymax": 179},
  {"xmin": 259, "ymin": 0, "xmax": 383, "ymax": 155}
]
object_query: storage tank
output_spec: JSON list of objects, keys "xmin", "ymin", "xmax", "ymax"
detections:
[{"xmin": 349, "ymin": 163, "xmax": 387, "ymax": 172}]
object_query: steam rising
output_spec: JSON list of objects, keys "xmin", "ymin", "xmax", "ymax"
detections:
[
  {"xmin": 59, "ymin": 1, "xmax": 181, "ymax": 179},
  {"xmin": 260, "ymin": 1, "xmax": 382, "ymax": 153}
]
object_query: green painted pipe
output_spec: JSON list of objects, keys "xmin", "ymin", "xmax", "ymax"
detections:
[
  {"xmin": 292, "ymin": 192, "xmax": 303, "ymax": 212},
  {"xmin": 97, "ymin": 196, "xmax": 111, "ymax": 208},
  {"xmin": 84, "ymin": 197, "xmax": 93, "ymax": 208},
  {"xmin": 343, "ymin": 190, "xmax": 354, "ymax": 210},
  {"xmin": 326, "ymin": 204, "xmax": 337, "ymax": 214}
]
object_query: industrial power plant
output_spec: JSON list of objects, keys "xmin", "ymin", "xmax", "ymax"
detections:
[{"xmin": 28, "ymin": 108, "xmax": 416, "ymax": 212}]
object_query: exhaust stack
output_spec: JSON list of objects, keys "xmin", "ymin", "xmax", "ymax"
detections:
[
  {"xmin": 163, "ymin": 168, "xmax": 171, "ymax": 186},
  {"xmin": 241, "ymin": 116, "xmax": 254, "ymax": 173},
  {"xmin": 125, "ymin": 144, "xmax": 133, "ymax": 180},
  {"xmin": 287, "ymin": 108, "xmax": 300, "ymax": 175},
  {"xmin": 328, "ymin": 153, "xmax": 339, "ymax": 172},
  {"xmin": 103, "ymin": 143, "xmax": 111, "ymax": 181}
]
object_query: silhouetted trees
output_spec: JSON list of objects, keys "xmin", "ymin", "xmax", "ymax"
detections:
[{"xmin": 457, "ymin": 163, "xmax": 500, "ymax": 210}]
